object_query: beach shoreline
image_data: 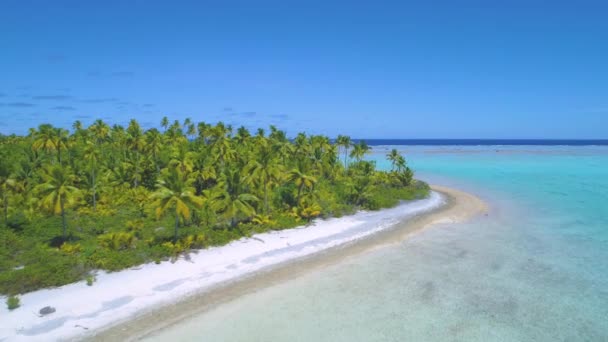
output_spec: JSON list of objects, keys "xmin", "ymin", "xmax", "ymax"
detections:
[
  {"xmin": 0, "ymin": 185, "xmax": 486, "ymax": 342},
  {"xmin": 90, "ymin": 185, "xmax": 487, "ymax": 342}
]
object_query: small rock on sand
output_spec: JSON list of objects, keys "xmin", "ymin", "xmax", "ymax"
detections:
[{"xmin": 39, "ymin": 306, "xmax": 56, "ymax": 316}]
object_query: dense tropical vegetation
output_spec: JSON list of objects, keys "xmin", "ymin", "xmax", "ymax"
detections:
[{"xmin": 0, "ymin": 118, "xmax": 426, "ymax": 295}]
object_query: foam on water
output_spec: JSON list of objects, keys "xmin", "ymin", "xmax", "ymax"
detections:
[{"xmin": 147, "ymin": 146, "xmax": 608, "ymax": 341}]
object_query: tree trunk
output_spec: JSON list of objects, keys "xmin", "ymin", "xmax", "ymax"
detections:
[
  {"xmin": 174, "ymin": 212, "xmax": 179, "ymax": 243},
  {"xmin": 92, "ymin": 169, "xmax": 97, "ymax": 211},
  {"xmin": 344, "ymin": 148, "xmax": 348, "ymax": 169},
  {"xmin": 3, "ymin": 193, "xmax": 7, "ymax": 223},
  {"xmin": 133, "ymin": 152, "xmax": 140, "ymax": 188},
  {"xmin": 264, "ymin": 177, "xmax": 268, "ymax": 214},
  {"xmin": 154, "ymin": 152, "xmax": 160, "ymax": 173},
  {"xmin": 297, "ymin": 183, "xmax": 303, "ymax": 204},
  {"xmin": 61, "ymin": 198, "xmax": 67, "ymax": 240}
]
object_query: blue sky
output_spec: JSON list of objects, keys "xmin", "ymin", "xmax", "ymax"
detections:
[{"xmin": 1, "ymin": 1, "xmax": 607, "ymax": 138}]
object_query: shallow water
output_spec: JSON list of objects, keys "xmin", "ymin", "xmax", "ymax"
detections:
[{"xmin": 146, "ymin": 146, "xmax": 608, "ymax": 341}]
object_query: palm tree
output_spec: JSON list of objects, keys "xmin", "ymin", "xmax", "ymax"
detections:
[
  {"xmin": 106, "ymin": 161, "xmax": 133, "ymax": 188},
  {"xmin": 166, "ymin": 120, "xmax": 186, "ymax": 145},
  {"xmin": 151, "ymin": 168, "xmax": 203, "ymax": 242},
  {"xmin": 27, "ymin": 127, "xmax": 36, "ymax": 137},
  {"xmin": 288, "ymin": 167, "xmax": 317, "ymax": 204},
  {"xmin": 274, "ymin": 138, "xmax": 294, "ymax": 165},
  {"xmin": 191, "ymin": 150, "xmax": 217, "ymax": 195},
  {"xmin": 89, "ymin": 119, "xmax": 110, "ymax": 163},
  {"xmin": 350, "ymin": 141, "xmax": 370, "ymax": 162},
  {"xmin": 245, "ymin": 143, "xmax": 282, "ymax": 214},
  {"xmin": 127, "ymin": 119, "xmax": 145, "ymax": 187},
  {"xmin": 256, "ymin": 128, "xmax": 265, "ymax": 138},
  {"xmin": 269, "ymin": 125, "xmax": 287, "ymax": 142},
  {"xmin": 336, "ymin": 135, "xmax": 352, "ymax": 168},
  {"xmin": 169, "ymin": 144, "xmax": 194, "ymax": 174},
  {"xmin": 11, "ymin": 147, "xmax": 41, "ymax": 191},
  {"xmin": 32, "ymin": 124, "xmax": 68, "ymax": 162},
  {"xmin": 293, "ymin": 133, "xmax": 309, "ymax": 157},
  {"xmin": 395, "ymin": 155, "xmax": 407, "ymax": 172},
  {"xmin": 211, "ymin": 167, "xmax": 258, "ymax": 227},
  {"xmin": 310, "ymin": 145, "xmax": 324, "ymax": 176},
  {"xmin": 83, "ymin": 141, "xmax": 101, "ymax": 210},
  {"xmin": 90, "ymin": 119, "xmax": 110, "ymax": 141},
  {"xmin": 145, "ymin": 128, "xmax": 164, "ymax": 172},
  {"xmin": 387, "ymin": 149, "xmax": 400, "ymax": 171},
  {"xmin": 346, "ymin": 175, "xmax": 374, "ymax": 206},
  {"xmin": 212, "ymin": 134, "xmax": 235, "ymax": 168},
  {"xmin": 72, "ymin": 120, "xmax": 83, "ymax": 133},
  {"xmin": 32, "ymin": 124, "xmax": 56, "ymax": 155},
  {"xmin": 197, "ymin": 122, "xmax": 211, "ymax": 144},
  {"xmin": 235, "ymin": 126, "xmax": 251, "ymax": 145},
  {"xmin": 0, "ymin": 163, "xmax": 18, "ymax": 223},
  {"xmin": 170, "ymin": 120, "xmax": 182, "ymax": 134},
  {"xmin": 35, "ymin": 165, "xmax": 81, "ymax": 240},
  {"xmin": 161, "ymin": 116, "xmax": 169, "ymax": 133},
  {"xmin": 186, "ymin": 123, "xmax": 196, "ymax": 140}
]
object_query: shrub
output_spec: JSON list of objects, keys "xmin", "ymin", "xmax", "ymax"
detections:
[
  {"xmin": 77, "ymin": 205, "xmax": 117, "ymax": 217},
  {"xmin": 6, "ymin": 295, "xmax": 20, "ymax": 310},
  {"xmin": 190, "ymin": 234, "xmax": 207, "ymax": 249},
  {"xmin": 364, "ymin": 181, "xmax": 431, "ymax": 210},
  {"xmin": 85, "ymin": 274, "xmax": 96, "ymax": 286},
  {"xmin": 98, "ymin": 232, "xmax": 135, "ymax": 251},
  {"xmin": 204, "ymin": 228, "xmax": 241, "ymax": 247},
  {"xmin": 160, "ymin": 234, "xmax": 207, "ymax": 256},
  {"xmin": 126, "ymin": 219, "xmax": 145, "ymax": 237},
  {"xmin": 0, "ymin": 256, "xmax": 87, "ymax": 295},
  {"xmin": 274, "ymin": 184, "xmax": 297, "ymax": 209},
  {"xmin": 86, "ymin": 248, "xmax": 146, "ymax": 271},
  {"xmin": 161, "ymin": 241, "xmax": 181, "ymax": 256},
  {"xmin": 299, "ymin": 203, "xmax": 322, "ymax": 222},
  {"xmin": 6, "ymin": 213, "xmax": 28, "ymax": 232},
  {"xmin": 60, "ymin": 242, "xmax": 82, "ymax": 255},
  {"xmin": 270, "ymin": 214, "xmax": 302, "ymax": 231},
  {"xmin": 251, "ymin": 214, "xmax": 276, "ymax": 226}
]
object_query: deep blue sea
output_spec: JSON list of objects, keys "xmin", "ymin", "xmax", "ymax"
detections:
[
  {"xmin": 148, "ymin": 144, "xmax": 608, "ymax": 341},
  {"xmin": 357, "ymin": 139, "xmax": 608, "ymax": 146}
]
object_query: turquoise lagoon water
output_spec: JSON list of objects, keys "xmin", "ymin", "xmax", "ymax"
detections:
[{"xmin": 147, "ymin": 146, "xmax": 608, "ymax": 341}]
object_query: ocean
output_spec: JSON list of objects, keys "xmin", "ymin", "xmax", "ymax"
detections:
[
  {"xmin": 146, "ymin": 144, "xmax": 608, "ymax": 341},
  {"xmin": 355, "ymin": 139, "xmax": 608, "ymax": 146}
]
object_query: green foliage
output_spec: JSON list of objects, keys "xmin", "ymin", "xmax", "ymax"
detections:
[
  {"xmin": 0, "ymin": 254, "xmax": 87, "ymax": 294},
  {"xmin": 59, "ymin": 242, "xmax": 82, "ymax": 255},
  {"xmin": 6, "ymin": 295, "xmax": 20, "ymax": 310},
  {"xmin": 87, "ymin": 248, "xmax": 146, "ymax": 271},
  {"xmin": 204, "ymin": 227, "xmax": 243, "ymax": 246},
  {"xmin": 6, "ymin": 213, "xmax": 27, "ymax": 232},
  {"xmin": 85, "ymin": 274, "xmax": 96, "ymax": 286},
  {"xmin": 161, "ymin": 234, "xmax": 208, "ymax": 257},
  {"xmin": 299, "ymin": 202, "xmax": 322, "ymax": 222},
  {"xmin": 98, "ymin": 232, "xmax": 136, "ymax": 251},
  {"xmin": 0, "ymin": 118, "xmax": 427, "ymax": 295},
  {"xmin": 365, "ymin": 182, "xmax": 428, "ymax": 210},
  {"xmin": 126, "ymin": 219, "xmax": 144, "ymax": 237}
]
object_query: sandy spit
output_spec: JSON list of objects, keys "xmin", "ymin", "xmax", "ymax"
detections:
[
  {"xmin": 91, "ymin": 185, "xmax": 487, "ymax": 342},
  {"xmin": 0, "ymin": 185, "xmax": 486, "ymax": 342}
]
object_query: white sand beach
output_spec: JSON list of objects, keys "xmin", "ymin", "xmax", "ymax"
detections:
[{"xmin": 0, "ymin": 186, "xmax": 486, "ymax": 342}]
